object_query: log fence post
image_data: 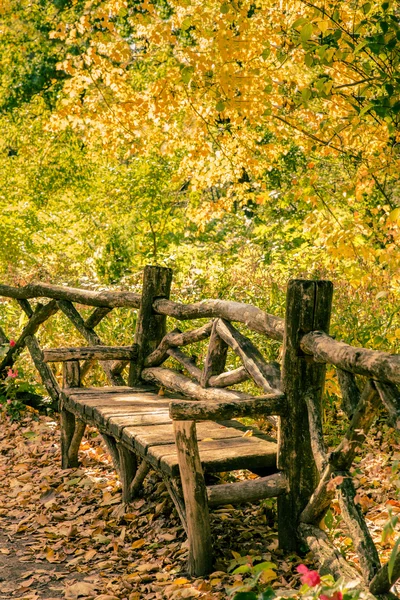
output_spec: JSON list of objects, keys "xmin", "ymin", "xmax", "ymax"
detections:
[
  {"xmin": 129, "ymin": 265, "xmax": 172, "ymax": 386},
  {"xmin": 60, "ymin": 360, "xmax": 85, "ymax": 468},
  {"xmin": 278, "ymin": 279, "xmax": 333, "ymax": 551}
]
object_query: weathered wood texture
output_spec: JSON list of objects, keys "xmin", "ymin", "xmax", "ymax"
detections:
[
  {"xmin": 130, "ymin": 266, "xmax": 172, "ymax": 385},
  {"xmin": 153, "ymin": 298, "xmax": 285, "ymax": 340},
  {"xmin": 207, "ymin": 472, "xmax": 288, "ymax": 506},
  {"xmin": 278, "ymin": 280, "xmax": 333, "ymax": 552},
  {"xmin": 337, "ymin": 368, "xmax": 360, "ymax": 417},
  {"xmin": 305, "ymin": 393, "xmax": 328, "ymax": 473},
  {"xmin": 60, "ymin": 360, "xmax": 82, "ymax": 468},
  {"xmin": 117, "ymin": 443, "xmax": 138, "ymax": 503},
  {"xmin": 142, "ymin": 366, "xmax": 251, "ymax": 401},
  {"xmin": 84, "ymin": 307, "xmax": 112, "ymax": 329},
  {"xmin": 215, "ymin": 318, "xmax": 281, "ymax": 392},
  {"xmin": 25, "ymin": 335, "xmax": 61, "ymax": 405},
  {"xmin": 0, "ymin": 300, "xmax": 58, "ymax": 373},
  {"xmin": 201, "ymin": 321, "xmax": 228, "ymax": 387},
  {"xmin": 169, "ymin": 394, "xmax": 285, "ymax": 421},
  {"xmin": 0, "ymin": 325, "xmax": 9, "ymax": 344},
  {"xmin": 209, "ymin": 366, "xmax": 249, "ymax": 388},
  {"xmin": 299, "ymin": 523, "xmax": 367, "ymax": 582},
  {"xmin": 375, "ymin": 381, "xmax": 400, "ymax": 428},
  {"xmin": 14, "ymin": 300, "xmax": 61, "ymax": 404},
  {"xmin": 338, "ymin": 475, "xmax": 381, "ymax": 582},
  {"xmin": 301, "ymin": 380, "xmax": 380, "ymax": 524},
  {"xmin": 57, "ymin": 299, "xmax": 124, "ymax": 386},
  {"xmin": 43, "ymin": 345, "xmax": 138, "ymax": 363},
  {"xmin": 144, "ymin": 323, "xmax": 213, "ymax": 367},
  {"xmin": 129, "ymin": 460, "xmax": 151, "ymax": 499},
  {"xmin": 174, "ymin": 420, "xmax": 212, "ymax": 576},
  {"xmin": 301, "ymin": 331, "xmax": 400, "ymax": 385},
  {"xmin": 370, "ymin": 550, "xmax": 400, "ymax": 595},
  {"xmin": 0, "ymin": 282, "xmax": 141, "ymax": 308},
  {"xmin": 167, "ymin": 348, "xmax": 202, "ymax": 381}
]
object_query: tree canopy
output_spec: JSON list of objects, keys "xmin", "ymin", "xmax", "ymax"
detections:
[{"xmin": 0, "ymin": 0, "xmax": 399, "ymax": 351}]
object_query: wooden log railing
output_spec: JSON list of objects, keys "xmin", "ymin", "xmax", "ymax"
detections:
[{"xmin": 1, "ymin": 268, "xmax": 400, "ymax": 594}]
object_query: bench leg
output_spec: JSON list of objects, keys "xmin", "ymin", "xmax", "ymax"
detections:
[
  {"xmin": 60, "ymin": 409, "xmax": 85, "ymax": 468},
  {"xmin": 130, "ymin": 460, "xmax": 151, "ymax": 499},
  {"xmin": 117, "ymin": 443, "xmax": 138, "ymax": 503},
  {"xmin": 163, "ymin": 476, "xmax": 188, "ymax": 534},
  {"xmin": 102, "ymin": 433, "xmax": 121, "ymax": 471},
  {"xmin": 174, "ymin": 420, "xmax": 213, "ymax": 576}
]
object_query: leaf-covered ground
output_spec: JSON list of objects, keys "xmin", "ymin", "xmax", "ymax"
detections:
[{"xmin": 0, "ymin": 409, "xmax": 399, "ymax": 600}]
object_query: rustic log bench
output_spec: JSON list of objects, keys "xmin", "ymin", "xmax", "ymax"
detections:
[{"xmin": 2, "ymin": 266, "xmax": 400, "ymax": 595}]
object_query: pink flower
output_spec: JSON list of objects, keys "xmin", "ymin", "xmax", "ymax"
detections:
[
  {"xmin": 7, "ymin": 399, "xmax": 11, "ymax": 404},
  {"xmin": 320, "ymin": 593, "xmax": 343, "ymax": 600},
  {"xmin": 297, "ymin": 564, "xmax": 321, "ymax": 587},
  {"xmin": 9, "ymin": 340, "xmax": 16, "ymax": 347},
  {"xmin": 7, "ymin": 368, "xmax": 18, "ymax": 378}
]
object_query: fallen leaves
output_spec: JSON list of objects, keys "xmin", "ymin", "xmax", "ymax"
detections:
[{"xmin": 1, "ymin": 410, "xmax": 400, "ymax": 599}]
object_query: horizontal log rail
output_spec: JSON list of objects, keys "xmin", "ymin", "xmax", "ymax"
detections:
[
  {"xmin": 207, "ymin": 471, "xmax": 288, "ymax": 506},
  {"xmin": 169, "ymin": 393, "xmax": 286, "ymax": 421},
  {"xmin": 153, "ymin": 298, "xmax": 285, "ymax": 340},
  {"xmin": 43, "ymin": 345, "xmax": 138, "ymax": 362},
  {"xmin": 0, "ymin": 282, "xmax": 141, "ymax": 308},
  {"xmin": 301, "ymin": 330, "xmax": 400, "ymax": 385}
]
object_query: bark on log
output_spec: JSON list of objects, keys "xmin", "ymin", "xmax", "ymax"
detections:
[
  {"xmin": 17, "ymin": 299, "xmax": 34, "ymax": 317},
  {"xmin": 167, "ymin": 348, "xmax": 202, "ymax": 381},
  {"xmin": 305, "ymin": 393, "xmax": 328, "ymax": 473},
  {"xmin": 102, "ymin": 434, "xmax": 121, "ymax": 472},
  {"xmin": 299, "ymin": 523, "xmax": 365, "ymax": 582},
  {"xmin": 67, "ymin": 420, "xmax": 86, "ymax": 468},
  {"xmin": 0, "ymin": 300, "xmax": 58, "ymax": 374},
  {"xmin": 57, "ymin": 299, "xmax": 124, "ymax": 386},
  {"xmin": 0, "ymin": 325, "xmax": 8, "ymax": 344},
  {"xmin": 43, "ymin": 345, "xmax": 138, "ymax": 363},
  {"xmin": 338, "ymin": 475, "xmax": 381, "ymax": 582},
  {"xmin": 25, "ymin": 335, "xmax": 61, "ymax": 405},
  {"xmin": 278, "ymin": 280, "xmax": 333, "ymax": 551},
  {"xmin": 201, "ymin": 321, "xmax": 228, "ymax": 387},
  {"xmin": 130, "ymin": 266, "xmax": 172, "ymax": 385},
  {"xmin": 16, "ymin": 300, "xmax": 61, "ymax": 405},
  {"xmin": 209, "ymin": 366, "xmax": 249, "ymax": 388},
  {"xmin": 301, "ymin": 331, "xmax": 400, "ymax": 385},
  {"xmin": 169, "ymin": 394, "xmax": 285, "ymax": 421},
  {"xmin": 84, "ymin": 307, "xmax": 112, "ymax": 329},
  {"xmin": 370, "ymin": 550, "xmax": 400, "ymax": 595},
  {"xmin": 142, "ymin": 366, "xmax": 251, "ymax": 402},
  {"xmin": 301, "ymin": 380, "xmax": 380, "ymax": 524},
  {"xmin": 207, "ymin": 472, "xmax": 288, "ymax": 507},
  {"xmin": 129, "ymin": 460, "xmax": 151, "ymax": 498},
  {"xmin": 337, "ymin": 368, "xmax": 360, "ymax": 418},
  {"xmin": 153, "ymin": 298, "xmax": 285, "ymax": 341},
  {"xmin": 162, "ymin": 475, "xmax": 188, "ymax": 534},
  {"xmin": 144, "ymin": 323, "xmax": 213, "ymax": 368},
  {"xmin": 0, "ymin": 282, "xmax": 141, "ymax": 308},
  {"xmin": 117, "ymin": 443, "xmax": 138, "ymax": 503},
  {"xmin": 174, "ymin": 420, "xmax": 212, "ymax": 576},
  {"xmin": 375, "ymin": 381, "xmax": 400, "ymax": 428},
  {"xmin": 215, "ymin": 319, "xmax": 281, "ymax": 392}
]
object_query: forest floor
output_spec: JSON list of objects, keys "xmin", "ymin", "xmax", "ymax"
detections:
[{"xmin": 0, "ymin": 409, "xmax": 399, "ymax": 600}]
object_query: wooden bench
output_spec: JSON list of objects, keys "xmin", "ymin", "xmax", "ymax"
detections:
[{"xmin": 2, "ymin": 265, "xmax": 400, "ymax": 594}]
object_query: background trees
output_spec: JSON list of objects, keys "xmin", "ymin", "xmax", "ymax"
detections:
[{"xmin": 0, "ymin": 0, "xmax": 399, "ymax": 354}]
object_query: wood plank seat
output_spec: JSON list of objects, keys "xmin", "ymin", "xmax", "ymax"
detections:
[{"xmin": 61, "ymin": 386, "xmax": 278, "ymax": 477}]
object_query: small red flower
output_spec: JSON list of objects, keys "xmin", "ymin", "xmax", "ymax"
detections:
[
  {"xmin": 297, "ymin": 564, "xmax": 321, "ymax": 587},
  {"xmin": 7, "ymin": 368, "xmax": 18, "ymax": 378},
  {"xmin": 320, "ymin": 593, "xmax": 343, "ymax": 600},
  {"xmin": 9, "ymin": 340, "xmax": 16, "ymax": 347}
]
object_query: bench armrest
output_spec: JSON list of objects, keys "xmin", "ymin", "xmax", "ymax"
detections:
[
  {"xmin": 169, "ymin": 393, "xmax": 286, "ymax": 422},
  {"xmin": 43, "ymin": 345, "xmax": 138, "ymax": 362}
]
